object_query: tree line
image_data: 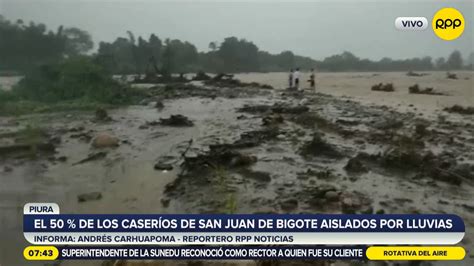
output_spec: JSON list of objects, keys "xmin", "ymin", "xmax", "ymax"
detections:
[
  {"xmin": 1, "ymin": 16, "xmax": 472, "ymax": 74},
  {"xmin": 0, "ymin": 15, "xmax": 93, "ymax": 72}
]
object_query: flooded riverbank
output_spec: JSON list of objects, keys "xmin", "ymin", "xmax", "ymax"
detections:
[
  {"xmin": 0, "ymin": 72, "xmax": 473, "ymax": 265},
  {"xmin": 236, "ymin": 71, "xmax": 473, "ymax": 114}
]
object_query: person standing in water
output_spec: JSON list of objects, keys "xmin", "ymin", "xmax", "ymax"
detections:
[
  {"xmin": 288, "ymin": 69, "xmax": 294, "ymax": 89},
  {"xmin": 308, "ymin": 68, "xmax": 316, "ymax": 92},
  {"xmin": 293, "ymin": 68, "xmax": 301, "ymax": 90}
]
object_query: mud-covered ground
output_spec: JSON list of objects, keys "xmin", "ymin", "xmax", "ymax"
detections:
[{"xmin": 0, "ymin": 72, "xmax": 473, "ymax": 266}]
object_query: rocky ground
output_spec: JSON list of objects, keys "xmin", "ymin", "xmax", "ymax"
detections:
[{"xmin": 0, "ymin": 76, "xmax": 473, "ymax": 266}]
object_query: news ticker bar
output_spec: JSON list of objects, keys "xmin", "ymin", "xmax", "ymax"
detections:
[{"xmin": 24, "ymin": 246, "xmax": 466, "ymax": 261}]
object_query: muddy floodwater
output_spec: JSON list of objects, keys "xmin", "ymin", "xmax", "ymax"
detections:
[
  {"xmin": 235, "ymin": 71, "xmax": 474, "ymax": 114},
  {"xmin": 0, "ymin": 71, "xmax": 473, "ymax": 266}
]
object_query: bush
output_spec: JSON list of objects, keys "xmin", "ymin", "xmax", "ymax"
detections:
[
  {"xmin": 0, "ymin": 90, "xmax": 18, "ymax": 103},
  {"xmin": 0, "ymin": 100, "xmax": 112, "ymax": 116},
  {"xmin": 12, "ymin": 57, "xmax": 142, "ymax": 104}
]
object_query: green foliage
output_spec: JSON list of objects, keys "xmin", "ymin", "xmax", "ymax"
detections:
[
  {"xmin": 0, "ymin": 100, "xmax": 109, "ymax": 116},
  {"xmin": 17, "ymin": 123, "xmax": 45, "ymax": 144},
  {"xmin": 0, "ymin": 90, "xmax": 18, "ymax": 103},
  {"xmin": 63, "ymin": 27, "xmax": 94, "ymax": 56},
  {"xmin": 320, "ymin": 51, "xmax": 435, "ymax": 72},
  {"xmin": 208, "ymin": 41, "xmax": 218, "ymax": 51},
  {"xmin": 97, "ymin": 32, "xmax": 466, "ymax": 73},
  {"xmin": 445, "ymin": 50, "xmax": 463, "ymax": 70},
  {"xmin": 1, "ymin": 16, "xmax": 468, "ymax": 75},
  {"xmin": 0, "ymin": 17, "xmax": 93, "ymax": 72},
  {"xmin": 163, "ymin": 39, "xmax": 198, "ymax": 73},
  {"xmin": 217, "ymin": 37, "xmax": 260, "ymax": 72},
  {"xmin": 213, "ymin": 166, "xmax": 239, "ymax": 214},
  {"xmin": 434, "ymin": 51, "xmax": 464, "ymax": 70},
  {"xmin": 16, "ymin": 123, "xmax": 47, "ymax": 157},
  {"xmin": 97, "ymin": 34, "xmax": 198, "ymax": 74},
  {"xmin": 435, "ymin": 57, "xmax": 446, "ymax": 70},
  {"xmin": 0, "ymin": 100, "xmax": 40, "ymax": 115},
  {"xmin": 12, "ymin": 57, "xmax": 142, "ymax": 104},
  {"xmin": 215, "ymin": 166, "xmax": 229, "ymax": 188},
  {"xmin": 468, "ymin": 52, "xmax": 474, "ymax": 69},
  {"xmin": 223, "ymin": 194, "xmax": 238, "ymax": 214}
]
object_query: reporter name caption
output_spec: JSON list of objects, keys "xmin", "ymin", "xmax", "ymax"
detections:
[{"xmin": 24, "ymin": 203, "xmax": 464, "ymax": 245}]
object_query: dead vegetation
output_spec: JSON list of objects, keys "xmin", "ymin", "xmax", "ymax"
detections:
[
  {"xmin": 262, "ymin": 114, "xmax": 284, "ymax": 126},
  {"xmin": 292, "ymin": 112, "xmax": 340, "ymax": 133},
  {"xmin": 159, "ymin": 114, "xmax": 194, "ymax": 127},
  {"xmin": 94, "ymin": 108, "xmax": 113, "ymax": 122},
  {"xmin": 446, "ymin": 72, "xmax": 458, "ymax": 80},
  {"xmin": 238, "ymin": 103, "xmax": 308, "ymax": 114},
  {"xmin": 344, "ymin": 156, "xmax": 368, "ymax": 173},
  {"xmin": 444, "ymin": 105, "xmax": 474, "ymax": 115},
  {"xmin": 0, "ymin": 125, "xmax": 56, "ymax": 158},
  {"xmin": 204, "ymin": 73, "xmax": 273, "ymax": 90},
  {"xmin": 371, "ymin": 83, "xmax": 394, "ymax": 92},
  {"xmin": 213, "ymin": 128, "xmax": 281, "ymax": 150},
  {"xmin": 353, "ymin": 146, "xmax": 471, "ymax": 186},
  {"xmin": 132, "ymin": 73, "xmax": 189, "ymax": 84},
  {"xmin": 77, "ymin": 192, "xmax": 102, "ymax": 202},
  {"xmin": 407, "ymin": 71, "xmax": 428, "ymax": 77},
  {"xmin": 408, "ymin": 84, "xmax": 445, "ymax": 95},
  {"xmin": 192, "ymin": 71, "xmax": 212, "ymax": 81},
  {"xmin": 182, "ymin": 145, "xmax": 257, "ymax": 175},
  {"xmin": 149, "ymin": 83, "xmax": 217, "ymax": 99},
  {"xmin": 299, "ymin": 133, "xmax": 342, "ymax": 158},
  {"xmin": 73, "ymin": 151, "xmax": 107, "ymax": 166}
]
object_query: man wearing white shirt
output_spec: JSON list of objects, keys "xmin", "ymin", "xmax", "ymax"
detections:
[{"xmin": 293, "ymin": 68, "xmax": 301, "ymax": 90}]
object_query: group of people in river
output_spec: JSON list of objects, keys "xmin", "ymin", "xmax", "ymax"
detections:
[{"xmin": 288, "ymin": 68, "xmax": 316, "ymax": 92}]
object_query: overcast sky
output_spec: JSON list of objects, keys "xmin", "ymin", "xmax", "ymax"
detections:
[{"xmin": 1, "ymin": 0, "xmax": 472, "ymax": 60}]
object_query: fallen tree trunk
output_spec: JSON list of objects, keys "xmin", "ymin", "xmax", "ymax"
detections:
[{"xmin": 0, "ymin": 143, "xmax": 55, "ymax": 156}]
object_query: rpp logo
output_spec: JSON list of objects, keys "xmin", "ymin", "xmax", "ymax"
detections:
[
  {"xmin": 432, "ymin": 8, "xmax": 465, "ymax": 41},
  {"xmin": 435, "ymin": 18, "xmax": 462, "ymax": 29}
]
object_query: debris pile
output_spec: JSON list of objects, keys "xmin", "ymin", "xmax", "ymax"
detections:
[
  {"xmin": 371, "ymin": 83, "xmax": 394, "ymax": 92},
  {"xmin": 159, "ymin": 114, "xmax": 194, "ymax": 127},
  {"xmin": 408, "ymin": 84, "xmax": 445, "ymax": 95},
  {"xmin": 94, "ymin": 108, "xmax": 112, "ymax": 122},
  {"xmin": 446, "ymin": 72, "xmax": 458, "ymax": 80},
  {"xmin": 300, "ymin": 133, "xmax": 342, "ymax": 158},
  {"xmin": 155, "ymin": 100, "xmax": 165, "ymax": 110},
  {"xmin": 444, "ymin": 105, "xmax": 474, "ymax": 115},
  {"xmin": 154, "ymin": 162, "xmax": 173, "ymax": 171},
  {"xmin": 356, "ymin": 148, "xmax": 470, "ymax": 185},
  {"xmin": 262, "ymin": 114, "xmax": 284, "ymax": 126},
  {"xmin": 73, "ymin": 151, "xmax": 107, "ymax": 165},
  {"xmin": 204, "ymin": 73, "xmax": 273, "ymax": 90},
  {"xmin": 77, "ymin": 192, "xmax": 102, "ymax": 202},
  {"xmin": 0, "ymin": 127, "xmax": 56, "ymax": 158},
  {"xmin": 344, "ymin": 156, "xmax": 368, "ymax": 173},
  {"xmin": 149, "ymin": 83, "xmax": 216, "ymax": 99},
  {"xmin": 183, "ymin": 145, "xmax": 257, "ymax": 173},
  {"xmin": 192, "ymin": 71, "xmax": 211, "ymax": 81},
  {"xmin": 238, "ymin": 103, "xmax": 308, "ymax": 114},
  {"xmin": 213, "ymin": 128, "xmax": 281, "ymax": 150},
  {"xmin": 407, "ymin": 71, "xmax": 428, "ymax": 77},
  {"xmin": 132, "ymin": 73, "xmax": 189, "ymax": 84}
]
